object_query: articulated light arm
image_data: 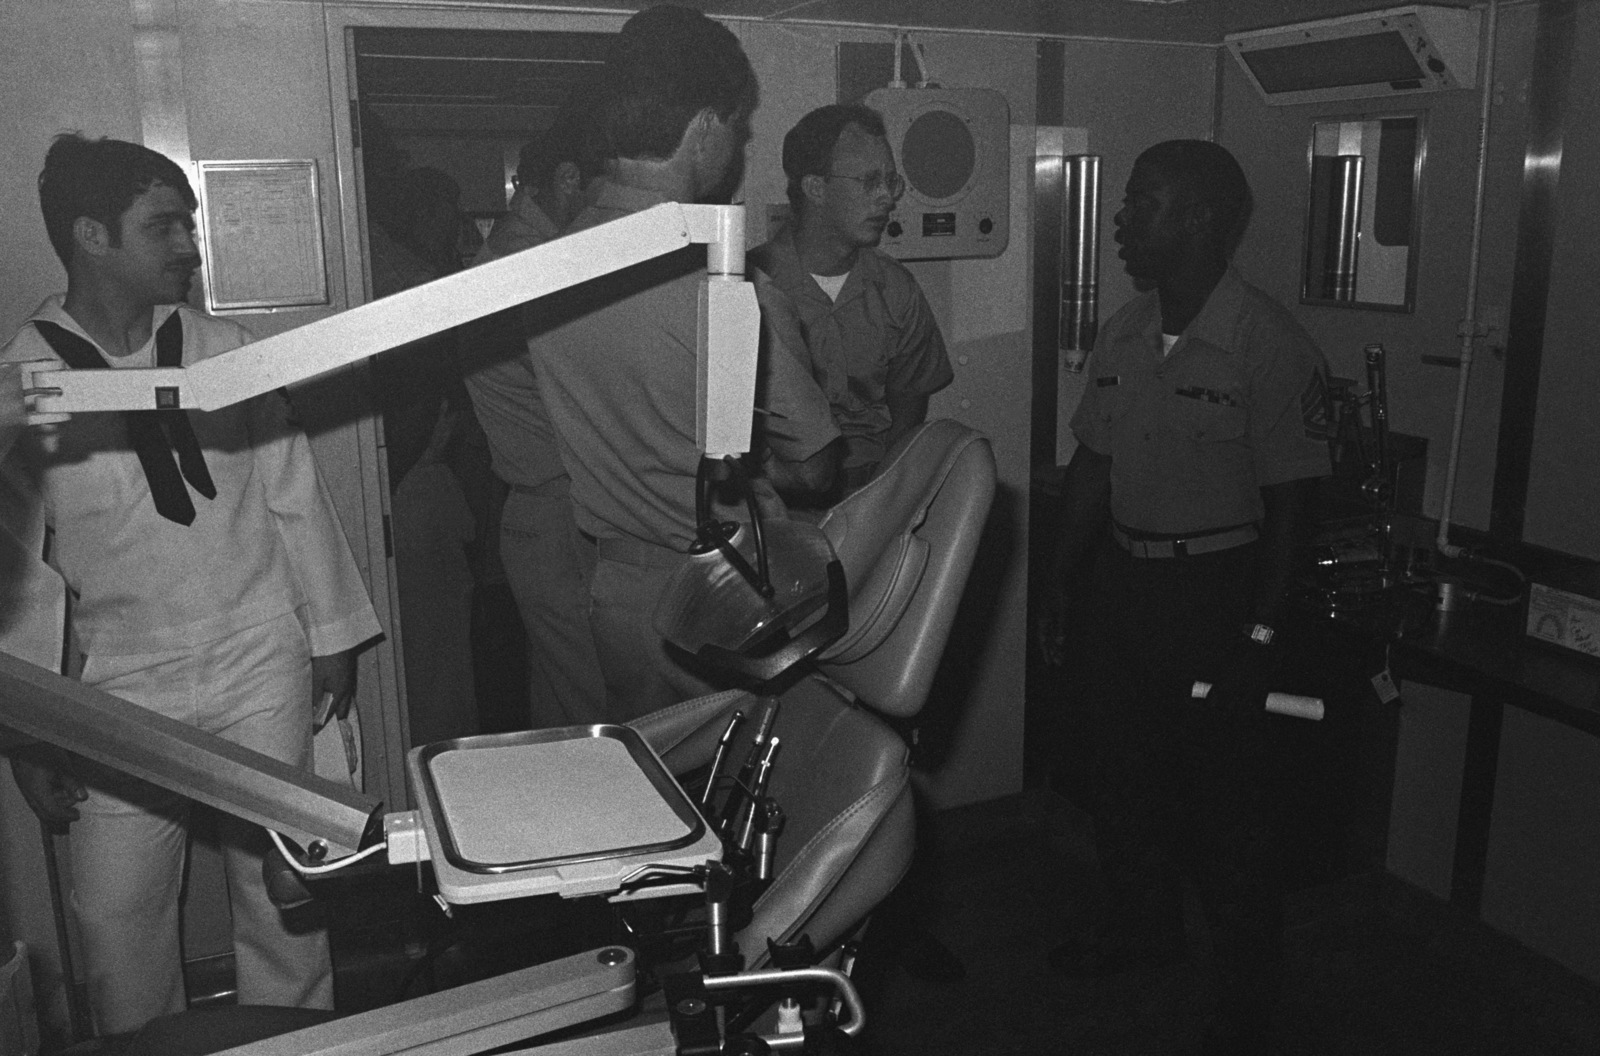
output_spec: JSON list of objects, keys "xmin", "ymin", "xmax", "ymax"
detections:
[{"xmin": 19, "ymin": 203, "xmax": 759, "ymax": 458}]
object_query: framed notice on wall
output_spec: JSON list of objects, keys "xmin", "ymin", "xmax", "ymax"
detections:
[{"xmin": 196, "ymin": 159, "xmax": 330, "ymax": 313}]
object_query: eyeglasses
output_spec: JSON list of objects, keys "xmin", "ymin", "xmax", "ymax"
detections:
[{"xmin": 824, "ymin": 170, "xmax": 906, "ymax": 199}]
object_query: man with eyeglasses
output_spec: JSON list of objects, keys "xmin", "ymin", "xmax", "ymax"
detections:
[
  {"xmin": 752, "ymin": 104, "xmax": 952, "ymax": 489},
  {"xmin": 750, "ymin": 106, "xmax": 966, "ymax": 989}
]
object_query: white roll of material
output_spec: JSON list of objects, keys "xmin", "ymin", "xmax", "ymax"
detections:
[
  {"xmin": 1264, "ymin": 692, "xmax": 1324, "ymax": 721},
  {"xmin": 1190, "ymin": 682, "xmax": 1324, "ymax": 721}
]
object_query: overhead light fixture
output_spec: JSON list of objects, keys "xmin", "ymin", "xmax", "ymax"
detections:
[{"xmin": 1226, "ymin": 4, "xmax": 1480, "ymax": 106}]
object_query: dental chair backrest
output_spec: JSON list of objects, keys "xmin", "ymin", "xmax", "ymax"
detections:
[
  {"xmin": 632, "ymin": 420, "xmax": 995, "ymax": 967},
  {"xmin": 816, "ymin": 418, "xmax": 997, "ymax": 716}
]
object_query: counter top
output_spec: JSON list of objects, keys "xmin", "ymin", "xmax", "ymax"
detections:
[{"xmin": 1316, "ymin": 587, "xmax": 1600, "ymax": 737}]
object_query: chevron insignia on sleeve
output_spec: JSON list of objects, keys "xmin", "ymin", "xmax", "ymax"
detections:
[{"xmin": 1301, "ymin": 372, "xmax": 1331, "ymax": 441}]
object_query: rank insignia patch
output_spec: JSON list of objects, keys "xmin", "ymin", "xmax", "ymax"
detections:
[{"xmin": 1301, "ymin": 372, "xmax": 1331, "ymax": 441}]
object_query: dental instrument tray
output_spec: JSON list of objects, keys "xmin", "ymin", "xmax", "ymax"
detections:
[{"xmin": 408, "ymin": 725, "xmax": 721, "ymax": 904}]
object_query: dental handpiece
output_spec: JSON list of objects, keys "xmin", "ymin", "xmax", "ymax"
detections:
[
  {"xmin": 739, "ymin": 736, "xmax": 782, "ymax": 852},
  {"xmin": 756, "ymin": 800, "xmax": 785, "ymax": 881},
  {"xmin": 702, "ymin": 709, "xmax": 745, "ymax": 810},
  {"xmin": 720, "ymin": 698, "xmax": 779, "ymax": 835}
]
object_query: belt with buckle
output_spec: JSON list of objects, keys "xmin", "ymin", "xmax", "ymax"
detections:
[
  {"xmin": 508, "ymin": 477, "xmax": 570, "ymax": 499},
  {"xmin": 1112, "ymin": 522, "xmax": 1259, "ymax": 559},
  {"xmin": 594, "ymin": 534, "xmax": 685, "ymax": 569}
]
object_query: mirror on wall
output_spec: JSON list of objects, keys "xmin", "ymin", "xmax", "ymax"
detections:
[{"xmin": 1302, "ymin": 114, "xmax": 1423, "ymax": 312}]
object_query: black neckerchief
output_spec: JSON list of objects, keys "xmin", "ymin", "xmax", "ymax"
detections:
[{"xmin": 32, "ymin": 312, "xmax": 216, "ymax": 525}]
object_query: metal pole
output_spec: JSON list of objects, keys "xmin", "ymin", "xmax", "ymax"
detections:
[
  {"xmin": 1325, "ymin": 155, "xmax": 1364, "ymax": 302},
  {"xmin": 1059, "ymin": 155, "xmax": 1102, "ymax": 366},
  {"xmin": 39, "ymin": 826, "xmax": 93, "ymax": 1042}
]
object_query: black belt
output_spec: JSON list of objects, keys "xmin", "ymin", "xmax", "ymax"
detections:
[
  {"xmin": 1112, "ymin": 522, "xmax": 1259, "ymax": 559},
  {"xmin": 507, "ymin": 477, "xmax": 569, "ymax": 499},
  {"xmin": 593, "ymin": 535, "xmax": 685, "ymax": 569}
]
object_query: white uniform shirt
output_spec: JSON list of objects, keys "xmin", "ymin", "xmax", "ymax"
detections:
[{"xmin": 0, "ymin": 296, "xmax": 380, "ymax": 657}]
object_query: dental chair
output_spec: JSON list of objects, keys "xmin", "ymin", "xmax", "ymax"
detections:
[
  {"xmin": 65, "ymin": 418, "xmax": 997, "ymax": 1056},
  {"xmin": 628, "ymin": 418, "xmax": 996, "ymax": 967}
]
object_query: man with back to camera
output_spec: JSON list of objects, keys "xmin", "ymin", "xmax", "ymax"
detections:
[
  {"xmin": 462, "ymin": 119, "xmax": 608, "ymax": 728},
  {"xmin": 751, "ymin": 103, "xmax": 953, "ymax": 490},
  {"xmin": 0, "ymin": 134, "xmax": 381, "ymax": 1035},
  {"xmin": 527, "ymin": 4, "xmax": 842, "ymax": 721},
  {"xmin": 1042, "ymin": 140, "xmax": 1331, "ymax": 1055}
]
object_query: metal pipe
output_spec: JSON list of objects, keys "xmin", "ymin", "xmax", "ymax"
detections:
[
  {"xmin": 1059, "ymin": 154, "xmax": 1101, "ymax": 367},
  {"xmin": 1437, "ymin": 0, "xmax": 1500, "ymax": 557},
  {"xmin": 41, "ymin": 824, "xmax": 93, "ymax": 1041},
  {"xmin": 701, "ymin": 965, "xmax": 866, "ymax": 1041},
  {"xmin": 1325, "ymin": 155, "xmax": 1364, "ymax": 302}
]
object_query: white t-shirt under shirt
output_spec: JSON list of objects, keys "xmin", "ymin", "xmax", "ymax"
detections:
[{"xmin": 811, "ymin": 272, "xmax": 849, "ymax": 302}]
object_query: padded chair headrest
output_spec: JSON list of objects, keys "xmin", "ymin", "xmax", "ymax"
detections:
[{"xmin": 815, "ymin": 419, "xmax": 995, "ymax": 718}]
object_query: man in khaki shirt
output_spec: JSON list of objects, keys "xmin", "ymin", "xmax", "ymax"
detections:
[
  {"xmin": 751, "ymin": 104, "xmax": 952, "ymax": 489},
  {"xmin": 462, "ymin": 122, "xmax": 607, "ymax": 728}
]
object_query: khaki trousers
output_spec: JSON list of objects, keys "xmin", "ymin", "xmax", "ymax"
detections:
[{"xmin": 500, "ymin": 482, "xmax": 608, "ymax": 728}]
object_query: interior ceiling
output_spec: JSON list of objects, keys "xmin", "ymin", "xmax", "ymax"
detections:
[
  {"xmin": 361, "ymin": 0, "xmax": 1228, "ymax": 42},
  {"xmin": 356, "ymin": 0, "xmax": 1450, "ymax": 136},
  {"xmin": 356, "ymin": 0, "xmax": 1218, "ymax": 135},
  {"xmin": 356, "ymin": 27, "xmax": 614, "ymax": 134}
]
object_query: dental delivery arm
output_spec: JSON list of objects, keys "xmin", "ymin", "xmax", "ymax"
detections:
[{"xmin": 17, "ymin": 203, "xmax": 759, "ymax": 460}]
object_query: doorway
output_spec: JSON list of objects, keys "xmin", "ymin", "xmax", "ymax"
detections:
[{"xmin": 345, "ymin": 23, "xmax": 613, "ymax": 748}]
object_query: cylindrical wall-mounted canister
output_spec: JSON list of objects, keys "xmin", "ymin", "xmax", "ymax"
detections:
[{"xmin": 1060, "ymin": 154, "xmax": 1101, "ymax": 369}]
